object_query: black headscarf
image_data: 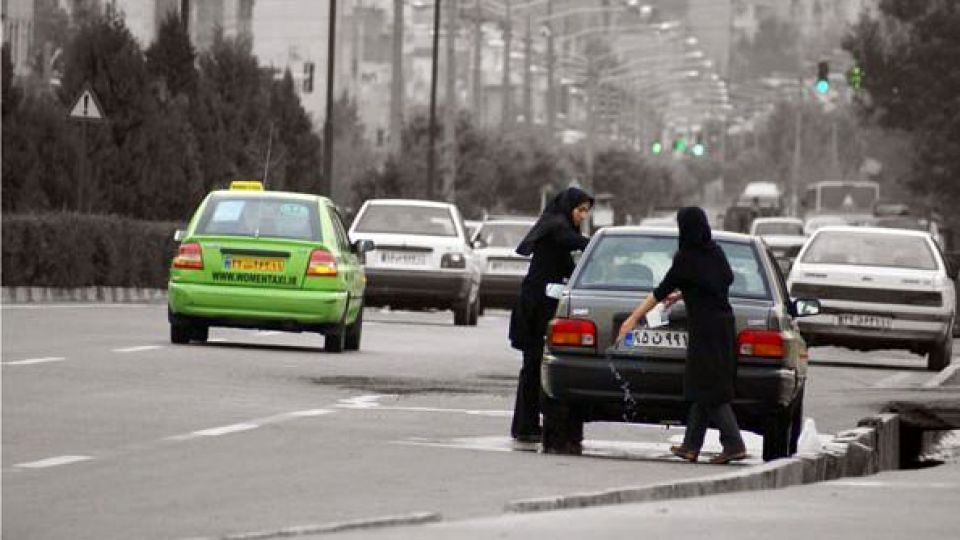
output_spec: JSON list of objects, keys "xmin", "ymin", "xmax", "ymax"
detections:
[
  {"xmin": 516, "ymin": 187, "xmax": 594, "ymax": 256},
  {"xmin": 677, "ymin": 206, "xmax": 714, "ymax": 252}
]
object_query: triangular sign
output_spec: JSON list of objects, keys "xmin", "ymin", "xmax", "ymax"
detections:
[{"xmin": 69, "ymin": 89, "xmax": 105, "ymax": 120}]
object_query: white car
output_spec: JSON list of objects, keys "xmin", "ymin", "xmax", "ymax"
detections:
[
  {"xmin": 472, "ymin": 217, "xmax": 536, "ymax": 309},
  {"xmin": 349, "ymin": 199, "xmax": 482, "ymax": 326},
  {"xmin": 787, "ymin": 226, "xmax": 956, "ymax": 371},
  {"xmin": 803, "ymin": 215, "xmax": 850, "ymax": 236},
  {"xmin": 751, "ymin": 217, "xmax": 807, "ymax": 261}
]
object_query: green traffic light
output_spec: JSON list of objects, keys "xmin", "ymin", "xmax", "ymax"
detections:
[
  {"xmin": 816, "ymin": 79, "xmax": 830, "ymax": 94},
  {"xmin": 651, "ymin": 141, "xmax": 663, "ymax": 155},
  {"xmin": 692, "ymin": 143, "xmax": 705, "ymax": 157},
  {"xmin": 674, "ymin": 138, "xmax": 688, "ymax": 152}
]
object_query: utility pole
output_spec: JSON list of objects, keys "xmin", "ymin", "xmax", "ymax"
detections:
[
  {"xmin": 443, "ymin": 0, "xmax": 459, "ymax": 202},
  {"xmin": 322, "ymin": 0, "xmax": 338, "ymax": 197},
  {"xmin": 500, "ymin": 0, "xmax": 512, "ymax": 132},
  {"xmin": 389, "ymin": 0, "xmax": 404, "ymax": 153},
  {"xmin": 426, "ymin": 0, "xmax": 442, "ymax": 200},
  {"xmin": 545, "ymin": 0, "xmax": 555, "ymax": 139},
  {"xmin": 523, "ymin": 14, "xmax": 532, "ymax": 126},
  {"xmin": 471, "ymin": 0, "xmax": 483, "ymax": 121}
]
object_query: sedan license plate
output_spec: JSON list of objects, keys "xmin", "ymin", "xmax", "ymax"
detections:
[
  {"xmin": 625, "ymin": 329, "xmax": 688, "ymax": 349},
  {"xmin": 838, "ymin": 313, "xmax": 893, "ymax": 330},
  {"xmin": 223, "ymin": 256, "xmax": 285, "ymax": 273},
  {"xmin": 380, "ymin": 251, "xmax": 427, "ymax": 266},
  {"xmin": 489, "ymin": 260, "xmax": 528, "ymax": 273}
]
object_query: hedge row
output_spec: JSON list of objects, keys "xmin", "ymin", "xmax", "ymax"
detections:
[{"xmin": 2, "ymin": 213, "xmax": 184, "ymax": 288}]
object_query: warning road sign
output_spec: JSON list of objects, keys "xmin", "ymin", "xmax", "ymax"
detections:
[{"xmin": 69, "ymin": 88, "xmax": 106, "ymax": 121}]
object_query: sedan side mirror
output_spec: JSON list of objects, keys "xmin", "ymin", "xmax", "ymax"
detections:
[
  {"xmin": 351, "ymin": 239, "xmax": 375, "ymax": 254},
  {"xmin": 173, "ymin": 229, "xmax": 185, "ymax": 242},
  {"xmin": 792, "ymin": 298, "xmax": 821, "ymax": 318}
]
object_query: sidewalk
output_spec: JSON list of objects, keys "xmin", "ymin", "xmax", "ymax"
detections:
[{"xmin": 330, "ymin": 461, "xmax": 960, "ymax": 539}]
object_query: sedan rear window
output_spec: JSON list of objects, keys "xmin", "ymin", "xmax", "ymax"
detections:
[
  {"xmin": 754, "ymin": 222, "xmax": 804, "ymax": 236},
  {"xmin": 575, "ymin": 235, "xmax": 771, "ymax": 299},
  {"xmin": 354, "ymin": 204, "xmax": 457, "ymax": 237},
  {"xmin": 195, "ymin": 196, "xmax": 321, "ymax": 241},
  {"xmin": 801, "ymin": 231, "xmax": 937, "ymax": 270},
  {"xmin": 477, "ymin": 222, "xmax": 534, "ymax": 248}
]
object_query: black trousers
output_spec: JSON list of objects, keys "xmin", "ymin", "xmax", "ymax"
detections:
[
  {"xmin": 682, "ymin": 401, "xmax": 746, "ymax": 453},
  {"xmin": 510, "ymin": 346, "xmax": 542, "ymax": 438}
]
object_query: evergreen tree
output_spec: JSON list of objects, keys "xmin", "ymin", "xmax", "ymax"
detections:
[{"xmin": 146, "ymin": 12, "xmax": 198, "ymax": 100}]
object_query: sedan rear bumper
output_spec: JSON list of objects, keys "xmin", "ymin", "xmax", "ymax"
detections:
[
  {"xmin": 541, "ymin": 352, "xmax": 801, "ymax": 434},
  {"xmin": 479, "ymin": 274, "xmax": 522, "ymax": 308},
  {"xmin": 364, "ymin": 268, "xmax": 474, "ymax": 309},
  {"xmin": 798, "ymin": 311, "xmax": 951, "ymax": 350}
]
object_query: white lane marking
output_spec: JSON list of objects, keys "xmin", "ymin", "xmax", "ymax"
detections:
[
  {"xmin": 14, "ymin": 455, "xmax": 93, "ymax": 469},
  {"xmin": 923, "ymin": 362, "xmax": 960, "ymax": 388},
  {"xmin": 830, "ymin": 480, "xmax": 960, "ymax": 489},
  {"xmin": 190, "ymin": 423, "xmax": 260, "ymax": 438},
  {"xmin": 207, "ymin": 338, "xmax": 227, "ymax": 343},
  {"xmin": 2, "ymin": 356, "xmax": 66, "ymax": 366},
  {"xmin": 1, "ymin": 304, "xmax": 156, "ymax": 310},
  {"xmin": 335, "ymin": 394, "xmax": 512, "ymax": 416},
  {"xmin": 256, "ymin": 331, "xmax": 281, "ymax": 336},
  {"xmin": 872, "ymin": 372, "xmax": 913, "ymax": 388},
  {"xmin": 166, "ymin": 409, "xmax": 334, "ymax": 442},
  {"xmin": 336, "ymin": 394, "xmax": 394, "ymax": 409},
  {"xmin": 113, "ymin": 345, "xmax": 164, "ymax": 353}
]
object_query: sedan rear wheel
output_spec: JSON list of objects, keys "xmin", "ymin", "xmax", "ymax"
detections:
[
  {"xmin": 542, "ymin": 397, "xmax": 583, "ymax": 455},
  {"xmin": 762, "ymin": 405, "xmax": 793, "ymax": 462},
  {"xmin": 927, "ymin": 333, "xmax": 953, "ymax": 372},
  {"xmin": 453, "ymin": 299, "xmax": 471, "ymax": 326}
]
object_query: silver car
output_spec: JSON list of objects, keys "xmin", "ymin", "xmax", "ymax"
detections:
[
  {"xmin": 472, "ymin": 217, "xmax": 536, "ymax": 310},
  {"xmin": 542, "ymin": 227, "xmax": 821, "ymax": 461},
  {"xmin": 787, "ymin": 226, "xmax": 956, "ymax": 371}
]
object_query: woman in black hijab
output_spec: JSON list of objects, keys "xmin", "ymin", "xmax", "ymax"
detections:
[
  {"xmin": 617, "ymin": 206, "xmax": 747, "ymax": 464},
  {"xmin": 509, "ymin": 187, "xmax": 594, "ymax": 444}
]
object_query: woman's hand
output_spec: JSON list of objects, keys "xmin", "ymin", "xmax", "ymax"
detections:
[
  {"xmin": 617, "ymin": 315, "xmax": 638, "ymax": 343},
  {"xmin": 663, "ymin": 291, "xmax": 682, "ymax": 308}
]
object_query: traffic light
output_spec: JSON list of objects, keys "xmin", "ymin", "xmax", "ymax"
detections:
[
  {"xmin": 673, "ymin": 137, "xmax": 688, "ymax": 153},
  {"xmin": 651, "ymin": 141, "xmax": 663, "ymax": 155},
  {"xmin": 303, "ymin": 62, "xmax": 315, "ymax": 93},
  {"xmin": 847, "ymin": 64, "xmax": 864, "ymax": 90},
  {"xmin": 815, "ymin": 61, "xmax": 830, "ymax": 94},
  {"xmin": 692, "ymin": 142, "xmax": 705, "ymax": 157}
]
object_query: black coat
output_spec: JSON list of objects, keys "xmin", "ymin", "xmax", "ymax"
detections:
[
  {"xmin": 653, "ymin": 207, "xmax": 737, "ymax": 405},
  {"xmin": 509, "ymin": 188, "xmax": 592, "ymax": 351}
]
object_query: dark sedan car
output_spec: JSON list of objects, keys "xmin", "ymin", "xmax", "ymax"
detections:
[{"xmin": 541, "ymin": 227, "xmax": 820, "ymax": 461}]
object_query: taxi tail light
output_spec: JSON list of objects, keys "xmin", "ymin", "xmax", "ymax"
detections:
[
  {"xmin": 173, "ymin": 243, "xmax": 203, "ymax": 270},
  {"xmin": 306, "ymin": 249, "xmax": 337, "ymax": 277},
  {"xmin": 738, "ymin": 329, "xmax": 785, "ymax": 359},
  {"xmin": 549, "ymin": 318, "xmax": 597, "ymax": 348}
]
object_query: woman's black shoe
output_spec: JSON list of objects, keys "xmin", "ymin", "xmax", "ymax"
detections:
[{"xmin": 512, "ymin": 433, "xmax": 542, "ymax": 443}]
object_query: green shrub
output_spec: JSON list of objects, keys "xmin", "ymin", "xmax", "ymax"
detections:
[{"xmin": 1, "ymin": 213, "xmax": 182, "ymax": 288}]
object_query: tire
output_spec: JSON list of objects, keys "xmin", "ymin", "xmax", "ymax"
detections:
[
  {"xmin": 467, "ymin": 296, "xmax": 480, "ymax": 326},
  {"xmin": 762, "ymin": 405, "xmax": 793, "ymax": 462},
  {"xmin": 170, "ymin": 323, "xmax": 191, "ymax": 344},
  {"xmin": 325, "ymin": 324, "xmax": 346, "ymax": 353},
  {"xmin": 453, "ymin": 300, "xmax": 470, "ymax": 326},
  {"xmin": 542, "ymin": 397, "xmax": 584, "ymax": 455},
  {"xmin": 927, "ymin": 333, "xmax": 953, "ymax": 372},
  {"xmin": 192, "ymin": 325, "xmax": 209, "ymax": 343},
  {"xmin": 788, "ymin": 393, "xmax": 804, "ymax": 456},
  {"xmin": 345, "ymin": 306, "xmax": 363, "ymax": 351}
]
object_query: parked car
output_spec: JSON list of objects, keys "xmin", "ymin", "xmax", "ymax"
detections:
[
  {"xmin": 167, "ymin": 181, "xmax": 372, "ymax": 352},
  {"xmin": 750, "ymin": 217, "xmax": 807, "ymax": 273},
  {"xmin": 787, "ymin": 226, "xmax": 957, "ymax": 371},
  {"xmin": 803, "ymin": 215, "xmax": 850, "ymax": 236},
  {"xmin": 473, "ymin": 217, "xmax": 537, "ymax": 310},
  {"xmin": 349, "ymin": 199, "xmax": 482, "ymax": 326},
  {"xmin": 541, "ymin": 226, "xmax": 820, "ymax": 461}
]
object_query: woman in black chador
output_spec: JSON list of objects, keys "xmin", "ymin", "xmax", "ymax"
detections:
[
  {"xmin": 508, "ymin": 187, "xmax": 593, "ymax": 443},
  {"xmin": 617, "ymin": 206, "xmax": 748, "ymax": 464}
]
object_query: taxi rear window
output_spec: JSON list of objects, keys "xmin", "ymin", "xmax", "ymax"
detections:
[
  {"xmin": 575, "ymin": 235, "xmax": 771, "ymax": 300},
  {"xmin": 195, "ymin": 196, "xmax": 321, "ymax": 241}
]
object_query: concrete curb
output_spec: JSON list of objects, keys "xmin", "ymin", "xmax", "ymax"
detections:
[
  {"xmin": 1, "ymin": 287, "xmax": 167, "ymax": 304},
  {"xmin": 181, "ymin": 512, "xmax": 441, "ymax": 540},
  {"xmin": 505, "ymin": 412, "xmax": 903, "ymax": 514}
]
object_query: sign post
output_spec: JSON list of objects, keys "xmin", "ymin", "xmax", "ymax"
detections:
[{"xmin": 67, "ymin": 86, "xmax": 106, "ymax": 211}]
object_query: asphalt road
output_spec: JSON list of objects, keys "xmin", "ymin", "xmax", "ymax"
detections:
[{"xmin": 1, "ymin": 304, "xmax": 949, "ymax": 539}]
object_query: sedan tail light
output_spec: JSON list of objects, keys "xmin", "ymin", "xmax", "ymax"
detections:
[
  {"xmin": 306, "ymin": 249, "xmax": 337, "ymax": 277},
  {"xmin": 737, "ymin": 329, "xmax": 785, "ymax": 359},
  {"xmin": 173, "ymin": 243, "xmax": 203, "ymax": 270},
  {"xmin": 549, "ymin": 318, "xmax": 597, "ymax": 348}
]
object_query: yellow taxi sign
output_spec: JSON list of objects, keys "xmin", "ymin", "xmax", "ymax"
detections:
[{"xmin": 230, "ymin": 180, "xmax": 264, "ymax": 191}]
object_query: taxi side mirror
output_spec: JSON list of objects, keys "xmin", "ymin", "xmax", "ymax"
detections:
[
  {"xmin": 791, "ymin": 298, "xmax": 821, "ymax": 318},
  {"xmin": 173, "ymin": 229, "xmax": 185, "ymax": 242},
  {"xmin": 351, "ymin": 239, "xmax": 375, "ymax": 254}
]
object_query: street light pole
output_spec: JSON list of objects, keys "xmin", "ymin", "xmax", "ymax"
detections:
[
  {"xmin": 322, "ymin": 0, "xmax": 337, "ymax": 197},
  {"xmin": 500, "ymin": 0, "xmax": 513, "ymax": 132},
  {"xmin": 427, "ymin": 0, "xmax": 442, "ymax": 200},
  {"xmin": 545, "ymin": 0, "xmax": 555, "ymax": 138}
]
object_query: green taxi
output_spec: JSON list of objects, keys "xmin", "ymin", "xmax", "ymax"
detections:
[{"xmin": 167, "ymin": 181, "xmax": 373, "ymax": 352}]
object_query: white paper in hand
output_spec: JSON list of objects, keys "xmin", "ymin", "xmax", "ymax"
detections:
[{"xmin": 646, "ymin": 303, "xmax": 668, "ymax": 329}]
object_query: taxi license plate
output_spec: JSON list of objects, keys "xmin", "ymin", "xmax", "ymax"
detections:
[
  {"xmin": 380, "ymin": 251, "xmax": 427, "ymax": 266},
  {"xmin": 489, "ymin": 260, "xmax": 528, "ymax": 273},
  {"xmin": 625, "ymin": 329, "xmax": 688, "ymax": 349},
  {"xmin": 837, "ymin": 313, "xmax": 893, "ymax": 330},
  {"xmin": 224, "ymin": 256, "xmax": 285, "ymax": 272}
]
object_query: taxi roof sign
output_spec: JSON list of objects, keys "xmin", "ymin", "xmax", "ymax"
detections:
[{"xmin": 230, "ymin": 180, "xmax": 264, "ymax": 191}]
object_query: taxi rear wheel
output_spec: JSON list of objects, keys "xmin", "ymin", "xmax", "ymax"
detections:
[
  {"xmin": 171, "ymin": 323, "xmax": 191, "ymax": 344},
  {"xmin": 345, "ymin": 307, "xmax": 363, "ymax": 351},
  {"xmin": 325, "ymin": 325, "xmax": 346, "ymax": 353}
]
